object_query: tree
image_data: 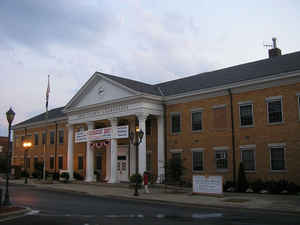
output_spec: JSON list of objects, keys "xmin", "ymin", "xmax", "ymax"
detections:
[
  {"xmin": 238, "ymin": 162, "xmax": 248, "ymax": 192},
  {"xmin": 165, "ymin": 156, "xmax": 185, "ymax": 185}
]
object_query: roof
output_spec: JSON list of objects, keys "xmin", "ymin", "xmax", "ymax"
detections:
[
  {"xmin": 156, "ymin": 51, "xmax": 300, "ymax": 96},
  {"xmin": 99, "ymin": 73, "xmax": 162, "ymax": 96},
  {"xmin": 14, "ymin": 107, "xmax": 66, "ymax": 128},
  {"xmin": 14, "ymin": 50, "xmax": 300, "ymax": 128}
]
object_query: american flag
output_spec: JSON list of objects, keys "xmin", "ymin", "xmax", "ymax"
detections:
[{"xmin": 46, "ymin": 75, "xmax": 50, "ymax": 110}]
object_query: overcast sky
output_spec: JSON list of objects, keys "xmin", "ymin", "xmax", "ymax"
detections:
[{"xmin": 1, "ymin": 0, "xmax": 300, "ymax": 136}]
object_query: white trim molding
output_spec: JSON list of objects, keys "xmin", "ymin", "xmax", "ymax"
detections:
[{"xmin": 169, "ymin": 149, "xmax": 183, "ymax": 153}]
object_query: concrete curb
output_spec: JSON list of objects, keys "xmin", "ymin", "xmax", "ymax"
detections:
[{"xmin": 0, "ymin": 207, "xmax": 31, "ymax": 222}]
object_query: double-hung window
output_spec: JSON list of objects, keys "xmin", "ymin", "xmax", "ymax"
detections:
[
  {"xmin": 266, "ymin": 96, "xmax": 283, "ymax": 124},
  {"xmin": 269, "ymin": 144, "xmax": 286, "ymax": 171},
  {"xmin": 34, "ymin": 133, "xmax": 39, "ymax": 146},
  {"xmin": 192, "ymin": 149, "xmax": 204, "ymax": 172},
  {"xmin": 239, "ymin": 102, "xmax": 254, "ymax": 127},
  {"xmin": 58, "ymin": 156, "xmax": 63, "ymax": 169},
  {"xmin": 78, "ymin": 156, "xmax": 83, "ymax": 170},
  {"xmin": 171, "ymin": 112, "xmax": 181, "ymax": 134},
  {"xmin": 59, "ymin": 129, "xmax": 64, "ymax": 144},
  {"xmin": 240, "ymin": 145, "xmax": 256, "ymax": 171},
  {"xmin": 50, "ymin": 157, "xmax": 54, "ymax": 169},
  {"xmin": 50, "ymin": 131, "xmax": 55, "ymax": 144},
  {"xmin": 214, "ymin": 147, "xmax": 228, "ymax": 170},
  {"xmin": 191, "ymin": 110, "xmax": 203, "ymax": 131}
]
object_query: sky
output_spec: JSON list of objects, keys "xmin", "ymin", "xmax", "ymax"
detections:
[{"xmin": 1, "ymin": 0, "xmax": 300, "ymax": 136}]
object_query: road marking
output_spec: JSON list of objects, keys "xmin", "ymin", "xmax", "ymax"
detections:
[
  {"xmin": 192, "ymin": 213, "xmax": 223, "ymax": 219},
  {"xmin": 26, "ymin": 210, "xmax": 40, "ymax": 215}
]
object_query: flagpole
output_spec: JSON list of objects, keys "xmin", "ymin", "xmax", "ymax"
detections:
[{"xmin": 44, "ymin": 75, "xmax": 50, "ymax": 181}]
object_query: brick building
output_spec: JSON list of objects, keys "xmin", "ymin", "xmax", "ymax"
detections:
[{"xmin": 12, "ymin": 44, "xmax": 300, "ymax": 185}]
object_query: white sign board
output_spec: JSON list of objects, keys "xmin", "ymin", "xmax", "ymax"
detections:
[
  {"xmin": 193, "ymin": 175, "xmax": 223, "ymax": 195},
  {"xmin": 75, "ymin": 125, "xmax": 128, "ymax": 143},
  {"xmin": 75, "ymin": 131, "xmax": 88, "ymax": 143}
]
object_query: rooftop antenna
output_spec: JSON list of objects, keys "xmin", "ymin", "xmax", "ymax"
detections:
[{"xmin": 263, "ymin": 37, "xmax": 277, "ymax": 49}]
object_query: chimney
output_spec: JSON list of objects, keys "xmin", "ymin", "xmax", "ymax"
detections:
[{"xmin": 268, "ymin": 37, "xmax": 282, "ymax": 58}]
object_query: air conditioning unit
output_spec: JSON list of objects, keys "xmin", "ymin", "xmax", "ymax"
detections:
[{"xmin": 216, "ymin": 152, "xmax": 226, "ymax": 160}]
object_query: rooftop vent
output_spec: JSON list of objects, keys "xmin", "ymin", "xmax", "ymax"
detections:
[{"xmin": 268, "ymin": 37, "xmax": 282, "ymax": 58}]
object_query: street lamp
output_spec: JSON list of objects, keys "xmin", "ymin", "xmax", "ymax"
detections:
[
  {"xmin": 23, "ymin": 141, "xmax": 32, "ymax": 184},
  {"xmin": 129, "ymin": 127, "xmax": 144, "ymax": 196},
  {"xmin": 3, "ymin": 107, "xmax": 15, "ymax": 206}
]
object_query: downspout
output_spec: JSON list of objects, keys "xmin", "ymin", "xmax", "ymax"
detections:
[
  {"xmin": 55, "ymin": 122, "xmax": 58, "ymax": 173},
  {"xmin": 228, "ymin": 89, "xmax": 236, "ymax": 185}
]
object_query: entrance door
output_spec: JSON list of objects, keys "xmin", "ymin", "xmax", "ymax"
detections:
[{"xmin": 117, "ymin": 155, "xmax": 128, "ymax": 182}]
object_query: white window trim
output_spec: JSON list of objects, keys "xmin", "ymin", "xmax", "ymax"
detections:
[
  {"xmin": 170, "ymin": 112, "xmax": 181, "ymax": 134},
  {"xmin": 191, "ymin": 148, "xmax": 204, "ymax": 172},
  {"xmin": 265, "ymin": 96, "xmax": 284, "ymax": 124},
  {"xmin": 239, "ymin": 102, "xmax": 255, "ymax": 128},
  {"xmin": 190, "ymin": 109, "xmax": 203, "ymax": 132},
  {"xmin": 240, "ymin": 145, "xmax": 256, "ymax": 172},
  {"xmin": 212, "ymin": 104, "xmax": 227, "ymax": 109},
  {"xmin": 213, "ymin": 146, "xmax": 229, "ymax": 151},
  {"xmin": 268, "ymin": 143, "xmax": 287, "ymax": 172}
]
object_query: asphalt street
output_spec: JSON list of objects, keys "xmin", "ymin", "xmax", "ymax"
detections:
[{"xmin": 1, "ymin": 184, "xmax": 300, "ymax": 225}]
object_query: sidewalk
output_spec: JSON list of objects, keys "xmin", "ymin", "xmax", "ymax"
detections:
[{"xmin": 8, "ymin": 179, "xmax": 300, "ymax": 213}]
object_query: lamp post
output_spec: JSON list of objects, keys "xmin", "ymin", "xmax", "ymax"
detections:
[
  {"xmin": 3, "ymin": 108, "xmax": 15, "ymax": 206},
  {"xmin": 23, "ymin": 141, "xmax": 32, "ymax": 184},
  {"xmin": 129, "ymin": 127, "xmax": 144, "ymax": 196}
]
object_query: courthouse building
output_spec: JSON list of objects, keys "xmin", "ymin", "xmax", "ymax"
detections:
[{"xmin": 12, "ymin": 44, "xmax": 300, "ymax": 185}]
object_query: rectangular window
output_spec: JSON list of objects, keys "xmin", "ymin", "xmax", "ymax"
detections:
[
  {"xmin": 215, "ymin": 151, "xmax": 228, "ymax": 169},
  {"xmin": 270, "ymin": 146, "xmax": 285, "ymax": 170},
  {"xmin": 34, "ymin": 157, "xmax": 38, "ymax": 169},
  {"xmin": 171, "ymin": 113, "xmax": 181, "ymax": 133},
  {"xmin": 171, "ymin": 152, "xmax": 181, "ymax": 160},
  {"xmin": 34, "ymin": 133, "xmax": 39, "ymax": 146},
  {"xmin": 213, "ymin": 106, "xmax": 227, "ymax": 129},
  {"xmin": 146, "ymin": 119, "xmax": 152, "ymax": 135},
  {"xmin": 59, "ymin": 130, "xmax": 64, "ymax": 144},
  {"xmin": 239, "ymin": 104, "xmax": 254, "ymax": 127},
  {"xmin": 42, "ymin": 133, "xmax": 46, "ymax": 145},
  {"xmin": 192, "ymin": 151, "xmax": 203, "ymax": 171},
  {"xmin": 298, "ymin": 96, "xmax": 300, "ymax": 120},
  {"xmin": 50, "ymin": 157, "xmax": 54, "ymax": 169},
  {"xmin": 241, "ymin": 148, "xmax": 255, "ymax": 171},
  {"xmin": 50, "ymin": 131, "xmax": 55, "ymax": 144},
  {"xmin": 96, "ymin": 155, "xmax": 102, "ymax": 170},
  {"xmin": 58, "ymin": 156, "xmax": 63, "ymax": 169},
  {"xmin": 26, "ymin": 158, "xmax": 30, "ymax": 169},
  {"xmin": 191, "ymin": 111, "xmax": 202, "ymax": 131},
  {"xmin": 267, "ymin": 98, "xmax": 283, "ymax": 123},
  {"xmin": 146, "ymin": 152, "xmax": 152, "ymax": 172},
  {"xmin": 78, "ymin": 156, "xmax": 83, "ymax": 170}
]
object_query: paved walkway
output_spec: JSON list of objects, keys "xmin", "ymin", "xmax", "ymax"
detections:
[{"xmin": 7, "ymin": 178, "xmax": 300, "ymax": 213}]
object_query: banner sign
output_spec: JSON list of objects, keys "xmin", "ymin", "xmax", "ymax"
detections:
[
  {"xmin": 75, "ymin": 125, "xmax": 128, "ymax": 143},
  {"xmin": 193, "ymin": 175, "xmax": 223, "ymax": 195}
]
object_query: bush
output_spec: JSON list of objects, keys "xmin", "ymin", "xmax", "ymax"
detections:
[
  {"xmin": 165, "ymin": 157, "xmax": 185, "ymax": 184},
  {"xmin": 21, "ymin": 170, "xmax": 29, "ymax": 178},
  {"xmin": 129, "ymin": 174, "xmax": 142, "ymax": 184},
  {"xmin": 237, "ymin": 162, "xmax": 248, "ymax": 192},
  {"xmin": 250, "ymin": 179, "xmax": 265, "ymax": 193},
  {"xmin": 73, "ymin": 172, "xmax": 84, "ymax": 180},
  {"xmin": 60, "ymin": 172, "xmax": 70, "ymax": 181},
  {"xmin": 224, "ymin": 180, "xmax": 235, "ymax": 191},
  {"xmin": 52, "ymin": 172, "xmax": 60, "ymax": 181}
]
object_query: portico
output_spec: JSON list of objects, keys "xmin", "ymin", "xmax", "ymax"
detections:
[{"xmin": 64, "ymin": 72, "xmax": 165, "ymax": 183}]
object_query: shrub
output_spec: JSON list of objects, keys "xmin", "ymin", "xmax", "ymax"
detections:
[
  {"xmin": 21, "ymin": 170, "xmax": 29, "ymax": 178},
  {"xmin": 251, "ymin": 179, "xmax": 265, "ymax": 193},
  {"xmin": 129, "ymin": 174, "xmax": 142, "ymax": 185},
  {"xmin": 52, "ymin": 172, "xmax": 60, "ymax": 180},
  {"xmin": 60, "ymin": 172, "xmax": 70, "ymax": 181},
  {"xmin": 224, "ymin": 180, "xmax": 235, "ymax": 191},
  {"xmin": 73, "ymin": 172, "xmax": 83, "ymax": 180},
  {"xmin": 237, "ymin": 162, "xmax": 248, "ymax": 192},
  {"xmin": 165, "ymin": 157, "xmax": 185, "ymax": 184}
]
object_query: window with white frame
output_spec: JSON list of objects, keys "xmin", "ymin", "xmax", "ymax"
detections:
[
  {"xmin": 192, "ymin": 150, "xmax": 204, "ymax": 171},
  {"xmin": 269, "ymin": 144, "xmax": 285, "ymax": 171},
  {"xmin": 266, "ymin": 97, "xmax": 283, "ymax": 123},
  {"xmin": 215, "ymin": 150, "xmax": 228, "ymax": 169},
  {"xmin": 241, "ymin": 146, "xmax": 255, "ymax": 171},
  {"xmin": 239, "ymin": 103, "xmax": 254, "ymax": 127},
  {"xmin": 191, "ymin": 110, "xmax": 203, "ymax": 131},
  {"xmin": 171, "ymin": 112, "xmax": 181, "ymax": 133}
]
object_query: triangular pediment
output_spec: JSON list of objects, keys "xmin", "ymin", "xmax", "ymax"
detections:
[{"xmin": 65, "ymin": 73, "xmax": 138, "ymax": 111}]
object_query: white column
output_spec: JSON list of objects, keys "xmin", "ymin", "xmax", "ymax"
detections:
[
  {"xmin": 157, "ymin": 115, "xmax": 165, "ymax": 183},
  {"xmin": 105, "ymin": 142, "xmax": 111, "ymax": 181},
  {"xmin": 108, "ymin": 118, "xmax": 118, "ymax": 183},
  {"xmin": 85, "ymin": 121, "xmax": 94, "ymax": 182},
  {"xmin": 67, "ymin": 124, "xmax": 74, "ymax": 180},
  {"xmin": 138, "ymin": 113, "xmax": 148, "ymax": 175},
  {"xmin": 129, "ymin": 119, "xmax": 136, "ymax": 176}
]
